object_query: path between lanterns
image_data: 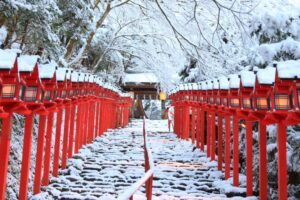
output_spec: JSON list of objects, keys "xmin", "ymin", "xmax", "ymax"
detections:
[{"xmin": 31, "ymin": 120, "xmax": 257, "ymax": 200}]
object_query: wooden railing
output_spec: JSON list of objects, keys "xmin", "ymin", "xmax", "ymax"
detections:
[{"xmin": 117, "ymin": 117, "xmax": 154, "ymax": 200}]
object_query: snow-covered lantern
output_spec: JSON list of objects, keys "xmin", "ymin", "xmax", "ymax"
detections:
[
  {"xmin": 254, "ymin": 67, "xmax": 275, "ymax": 111},
  {"xmin": 200, "ymin": 81, "xmax": 207, "ymax": 103},
  {"xmin": 219, "ymin": 77, "xmax": 229, "ymax": 107},
  {"xmin": 55, "ymin": 68, "xmax": 68, "ymax": 99},
  {"xmin": 228, "ymin": 74, "xmax": 240, "ymax": 109},
  {"xmin": 38, "ymin": 62, "xmax": 57, "ymax": 103},
  {"xmin": 206, "ymin": 80, "xmax": 214, "ymax": 104},
  {"xmin": 240, "ymin": 71, "xmax": 255, "ymax": 110},
  {"xmin": 213, "ymin": 79, "xmax": 220, "ymax": 105},
  {"xmin": 70, "ymin": 71, "xmax": 80, "ymax": 97}
]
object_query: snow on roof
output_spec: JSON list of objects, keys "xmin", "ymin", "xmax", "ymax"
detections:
[
  {"xmin": 39, "ymin": 61, "xmax": 56, "ymax": 79},
  {"xmin": 229, "ymin": 74, "xmax": 240, "ymax": 89},
  {"xmin": 18, "ymin": 55, "xmax": 39, "ymax": 72},
  {"xmin": 179, "ymin": 84, "xmax": 184, "ymax": 91},
  {"xmin": 201, "ymin": 81, "xmax": 207, "ymax": 90},
  {"xmin": 219, "ymin": 76, "xmax": 229, "ymax": 90},
  {"xmin": 56, "ymin": 67, "xmax": 66, "ymax": 81},
  {"xmin": 213, "ymin": 79, "xmax": 219, "ymax": 89},
  {"xmin": 71, "ymin": 71, "xmax": 79, "ymax": 82},
  {"xmin": 124, "ymin": 73, "xmax": 158, "ymax": 83},
  {"xmin": 257, "ymin": 66, "xmax": 276, "ymax": 85},
  {"xmin": 0, "ymin": 49, "xmax": 20, "ymax": 69},
  {"xmin": 276, "ymin": 60, "xmax": 300, "ymax": 79},
  {"xmin": 206, "ymin": 80, "xmax": 213, "ymax": 90},
  {"xmin": 240, "ymin": 71, "xmax": 255, "ymax": 87}
]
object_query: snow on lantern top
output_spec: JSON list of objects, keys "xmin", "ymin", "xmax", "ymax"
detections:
[
  {"xmin": 18, "ymin": 55, "xmax": 39, "ymax": 72},
  {"xmin": 201, "ymin": 81, "xmax": 207, "ymax": 90},
  {"xmin": 71, "ymin": 71, "xmax": 79, "ymax": 82},
  {"xmin": 276, "ymin": 60, "xmax": 300, "ymax": 79},
  {"xmin": 257, "ymin": 66, "xmax": 276, "ymax": 85},
  {"xmin": 206, "ymin": 80, "xmax": 213, "ymax": 90},
  {"xmin": 213, "ymin": 79, "xmax": 219, "ymax": 89},
  {"xmin": 0, "ymin": 49, "xmax": 20, "ymax": 70},
  {"xmin": 39, "ymin": 61, "xmax": 56, "ymax": 79},
  {"xmin": 229, "ymin": 74, "xmax": 240, "ymax": 89},
  {"xmin": 219, "ymin": 76, "xmax": 229, "ymax": 90},
  {"xmin": 240, "ymin": 70, "xmax": 255, "ymax": 88},
  {"xmin": 191, "ymin": 83, "xmax": 198, "ymax": 90},
  {"xmin": 56, "ymin": 67, "xmax": 67, "ymax": 82}
]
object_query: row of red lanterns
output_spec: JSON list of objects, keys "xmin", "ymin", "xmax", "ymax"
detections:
[
  {"xmin": 0, "ymin": 49, "xmax": 133, "ymax": 200},
  {"xmin": 169, "ymin": 64, "xmax": 300, "ymax": 200}
]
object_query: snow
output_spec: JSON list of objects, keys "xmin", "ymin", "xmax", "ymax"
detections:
[
  {"xmin": 229, "ymin": 74, "xmax": 240, "ymax": 89},
  {"xmin": 213, "ymin": 79, "xmax": 219, "ymax": 89},
  {"xmin": 201, "ymin": 81, "xmax": 207, "ymax": 90},
  {"xmin": 240, "ymin": 71, "xmax": 256, "ymax": 88},
  {"xmin": 206, "ymin": 80, "xmax": 213, "ymax": 90},
  {"xmin": 276, "ymin": 60, "xmax": 300, "ymax": 79},
  {"xmin": 123, "ymin": 73, "xmax": 158, "ymax": 83},
  {"xmin": 0, "ymin": 49, "xmax": 20, "ymax": 69},
  {"xmin": 219, "ymin": 76, "xmax": 229, "ymax": 90},
  {"xmin": 18, "ymin": 55, "xmax": 39, "ymax": 72},
  {"xmin": 56, "ymin": 67, "xmax": 66, "ymax": 81},
  {"xmin": 191, "ymin": 83, "xmax": 198, "ymax": 90},
  {"xmin": 257, "ymin": 66, "xmax": 276, "ymax": 85},
  {"xmin": 38, "ymin": 61, "xmax": 57, "ymax": 79},
  {"xmin": 78, "ymin": 73, "xmax": 85, "ymax": 82},
  {"xmin": 71, "ymin": 71, "xmax": 79, "ymax": 82}
]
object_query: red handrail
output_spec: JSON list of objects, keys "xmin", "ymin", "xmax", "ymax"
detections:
[{"xmin": 117, "ymin": 117, "xmax": 154, "ymax": 200}]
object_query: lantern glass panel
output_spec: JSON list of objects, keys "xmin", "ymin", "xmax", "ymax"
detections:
[
  {"xmin": 216, "ymin": 97, "xmax": 220, "ymax": 105},
  {"xmin": 230, "ymin": 98, "xmax": 240, "ymax": 107},
  {"xmin": 44, "ymin": 90, "xmax": 51, "ymax": 101},
  {"xmin": 242, "ymin": 98, "xmax": 252, "ymax": 109},
  {"xmin": 69, "ymin": 90, "xmax": 74, "ymax": 97},
  {"xmin": 19, "ymin": 84, "xmax": 25, "ymax": 99},
  {"xmin": 210, "ymin": 97, "xmax": 214, "ymax": 104},
  {"xmin": 200, "ymin": 96, "xmax": 203, "ymax": 102},
  {"xmin": 24, "ymin": 86, "xmax": 38, "ymax": 102},
  {"xmin": 297, "ymin": 89, "xmax": 300, "ymax": 108},
  {"xmin": 61, "ymin": 90, "xmax": 67, "ymax": 98},
  {"xmin": 274, "ymin": 94, "xmax": 290, "ymax": 110},
  {"xmin": 256, "ymin": 97, "xmax": 269, "ymax": 110},
  {"xmin": 2, "ymin": 84, "xmax": 16, "ymax": 98},
  {"xmin": 40, "ymin": 89, "xmax": 44, "ymax": 101},
  {"xmin": 223, "ymin": 98, "xmax": 228, "ymax": 106}
]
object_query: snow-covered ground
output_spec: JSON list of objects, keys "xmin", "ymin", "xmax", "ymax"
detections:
[{"xmin": 31, "ymin": 119, "xmax": 257, "ymax": 200}]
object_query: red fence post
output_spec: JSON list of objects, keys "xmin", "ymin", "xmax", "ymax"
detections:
[
  {"xmin": 0, "ymin": 116, "xmax": 13, "ymax": 200},
  {"xmin": 217, "ymin": 115, "xmax": 223, "ymax": 171},
  {"xmin": 207, "ymin": 112, "xmax": 211, "ymax": 157},
  {"xmin": 246, "ymin": 120, "xmax": 253, "ymax": 196},
  {"xmin": 42, "ymin": 112, "xmax": 54, "ymax": 186},
  {"xmin": 33, "ymin": 115, "xmax": 47, "ymax": 194},
  {"xmin": 53, "ymin": 109, "xmax": 63, "ymax": 177},
  {"xmin": 68, "ymin": 105, "xmax": 76, "ymax": 158},
  {"xmin": 225, "ymin": 115, "xmax": 231, "ymax": 179},
  {"xmin": 277, "ymin": 122, "xmax": 288, "ymax": 200},
  {"xmin": 200, "ymin": 109, "xmax": 205, "ymax": 151},
  {"xmin": 211, "ymin": 113, "xmax": 216, "ymax": 160},
  {"xmin": 233, "ymin": 116, "xmax": 239, "ymax": 186},
  {"xmin": 196, "ymin": 108, "xmax": 201, "ymax": 149},
  {"xmin": 19, "ymin": 114, "xmax": 34, "ymax": 200},
  {"xmin": 259, "ymin": 122, "xmax": 268, "ymax": 200},
  {"xmin": 75, "ymin": 103, "xmax": 82, "ymax": 153},
  {"xmin": 191, "ymin": 108, "xmax": 196, "ymax": 144}
]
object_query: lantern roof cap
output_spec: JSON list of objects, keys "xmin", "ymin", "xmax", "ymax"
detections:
[
  {"xmin": 257, "ymin": 66, "xmax": 276, "ymax": 85},
  {"xmin": 240, "ymin": 70, "xmax": 255, "ymax": 87},
  {"xmin": 201, "ymin": 81, "xmax": 207, "ymax": 90},
  {"xmin": 219, "ymin": 76, "xmax": 229, "ymax": 90},
  {"xmin": 71, "ymin": 71, "xmax": 79, "ymax": 82},
  {"xmin": 206, "ymin": 80, "xmax": 213, "ymax": 90},
  {"xmin": 39, "ymin": 61, "xmax": 56, "ymax": 79},
  {"xmin": 229, "ymin": 74, "xmax": 240, "ymax": 89},
  {"xmin": 18, "ymin": 55, "xmax": 39, "ymax": 72},
  {"xmin": 0, "ymin": 49, "xmax": 20, "ymax": 70},
  {"xmin": 213, "ymin": 79, "xmax": 219, "ymax": 89},
  {"xmin": 276, "ymin": 60, "xmax": 300, "ymax": 79},
  {"xmin": 56, "ymin": 67, "xmax": 67, "ymax": 81}
]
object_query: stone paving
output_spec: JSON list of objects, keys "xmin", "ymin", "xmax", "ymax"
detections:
[{"xmin": 31, "ymin": 119, "xmax": 253, "ymax": 200}]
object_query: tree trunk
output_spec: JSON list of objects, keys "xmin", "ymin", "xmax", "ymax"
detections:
[
  {"xmin": 20, "ymin": 20, "xmax": 29, "ymax": 50},
  {"xmin": 3, "ymin": 15, "xmax": 18, "ymax": 49},
  {"xmin": 64, "ymin": 38, "xmax": 78, "ymax": 60}
]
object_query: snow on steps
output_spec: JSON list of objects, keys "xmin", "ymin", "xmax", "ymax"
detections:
[{"xmin": 31, "ymin": 120, "xmax": 257, "ymax": 200}]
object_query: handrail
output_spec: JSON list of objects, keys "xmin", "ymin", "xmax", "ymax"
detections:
[{"xmin": 117, "ymin": 117, "xmax": 155, "ymax": 200}]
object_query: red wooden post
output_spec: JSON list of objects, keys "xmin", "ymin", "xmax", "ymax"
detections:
[
  {"xmin": 84, "ymin": 102, "xmax": 89, "ymax": 144},
  {"xmin": 68, "ymin": 105, "xmax": 76, "ymax": 158},
  {"xmin": 233, "ymin": 116, "xmax": 239, "ymax": 186},
  {"xmin": 33, "ymin": 115, "xmax": 47, "ymax": 194},
  {"xmin": 62, "ymin": 105, "xmax": 70, "ymax": 169},
  {"xmin": 211, "ymin": 113, "xmax": 216, "ymax": 160},
  {"xmin": 183, "ymin": 106, "xmax": 190, "ymax": 140},
  {"xmin": 277, "ymin": 122, "xmax": 288, "ymax": 200},
  {"xmin": 259, "ymin": 122, "xmax": 268, "ymax": 200},
  {"xmin": 207, "ymin": 112, "xmax": 211, "ymax": 157},
  {"xmin": 200, "ymin": 109, "xmax": 205, "ymax": 151},
  {"xmin": 52, "ymin": 109, "xmax": 63, "ymax": 177},
  {"xmin": 246, "ymin": 120, "xmax": 253, "ymax": 196},
  {"xmin": 191, "ymin": 108, "xmax": 196, "ymax": 144},
  {"xmin": 225, "ymin": 115, "xmax": 231, "ymax": 179},
  {"xmin": 42, "ymin": 112, "xmax": 54, "ymax": 186},
  {"xmin": 95, "ymin": 102, "xmax": 100, "ymax": 136},
  {"xmin": 0, "ymin": 116, "xmax": 13, "ymax": 200},
  {"xmin": 196, "ymin": 108, "xmax": 201, "ymax": 149},
  {"xmin": 19, "ymin": 114, "xmax": 34, "ymax": 200},
  {"xmin": 75, "ymin": 103, "xmax": 82, "ymax": 153},
  {"xmin": 217, "ymin": 115, "xmax": 223, "ymax": 171}
]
